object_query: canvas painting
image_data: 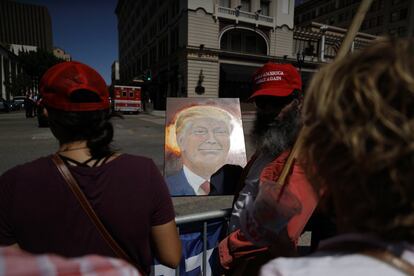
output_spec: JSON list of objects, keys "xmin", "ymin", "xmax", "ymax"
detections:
[{"xmin": 164, "ymin": 98, "xmax": 247, "ymax": 196}]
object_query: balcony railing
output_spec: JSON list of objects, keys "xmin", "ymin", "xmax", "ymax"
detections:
[
  {"xmin": 217, "ymin": 6, "xmax": 236, "ymax": 16},
  {"xmin": 214, "ymin": 5, "xmax": 274, "ymax": 28},
  {"xmin": 258, "ymin": 14, "xmax": 273, "ymax": 23},
  {"xmin": 151, "ymin": 209, "xmax": 232, "ymax": 276}
]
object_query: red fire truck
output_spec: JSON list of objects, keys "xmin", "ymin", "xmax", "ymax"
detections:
[{"xmin": 113, "ymin": 85, "xmax": 142, "ymax": 113}]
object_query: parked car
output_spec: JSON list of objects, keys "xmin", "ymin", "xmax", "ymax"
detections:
[
  {"xmin": 0, "ymin": 98, "xmax": 10, "ymax": 112},
  {"xmin": 11, "ymin": 96, "xmax": 26, "ymax": 110}
]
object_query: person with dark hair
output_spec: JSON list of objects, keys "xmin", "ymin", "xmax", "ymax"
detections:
[
  {"xmin": 219, "ymin": 63, "xmax": 318, "ymax": 275},
  {"xmin": 24, "ymin": 92, "xmax": 34, "ymax": 118},
  {"xmin": 261, "ymin": 38, "xmax": 414, "ymax": 275},
  {"xmin": 0, "ymin": 61, "xmax": 181, "ymax": 275}
]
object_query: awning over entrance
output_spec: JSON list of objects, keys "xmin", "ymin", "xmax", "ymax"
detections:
[{"xmin": 219, "ymin": 63, "xmax": 260, "ymax": 101}]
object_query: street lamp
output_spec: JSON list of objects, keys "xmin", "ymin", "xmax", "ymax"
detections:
[
  {"xmin": 195, "ymin": 70, "xmax": 205, "ymax": 95},
  {"xmin": 296, "ymin": 51, "xmax": 306, "ymax": 73},
  {"xmin": 296, "ymin": 51, "xmax": 307, "ymax": 91},
  {"xmin": 255, "ymin": 9, "xmax": 262, "ymax": 20}
]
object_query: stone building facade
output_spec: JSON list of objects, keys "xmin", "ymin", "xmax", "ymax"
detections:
[
  {"xmin": 0, "ymin": 0, "xmax": 53, "ymax": 51},
  {"xmin": 116, "ymin": 0, "xmax": 377, "ymax": 109},
  {"xmin": 295, "ymin": 0, "xmax": 414, "ymax": 37}
]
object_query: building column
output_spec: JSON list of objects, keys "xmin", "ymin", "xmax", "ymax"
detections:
[
  {"xmin": 409, "ymin": 1, "xmax": 414, "ymax": 36},
  {"xmin": 231, "ymin": 0, "xmax": 240, "ymax": 8},
  {"xmin": 270, "ymin": 0, "xmax": 295, "ymax": 58},
  {"xmin": 0, "ymin": 55, "xmax": 4, "ymax": 99},
  {"xmin": 269, "ymin": 0, "xmax": 275, "ymax": 17},
  {"xmin": 5, "ymin": 58, "xmax": 11, "ymax": 100},
  {"xmin": 251, "ymin": 0, "xmax": 260, "ymax": 13}
]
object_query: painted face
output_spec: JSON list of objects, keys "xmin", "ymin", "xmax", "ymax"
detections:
[{"xmin": 178, "ymin": 117, "xmax": 231, "ymax": 176}]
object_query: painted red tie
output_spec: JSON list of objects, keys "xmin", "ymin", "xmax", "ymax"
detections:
[{"xmin": 200, "ymin": 180, "xmax": 211, "ymax": 194}]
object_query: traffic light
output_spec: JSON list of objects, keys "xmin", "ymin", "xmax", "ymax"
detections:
[{"xmin": 145, "ymin": 69, "xmax": 152, "ymax": 81}]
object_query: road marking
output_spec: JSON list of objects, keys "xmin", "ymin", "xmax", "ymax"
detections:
[
  {"xmin": 114, "ymin": 123, "xmax": 125, "ymax": 129},
  {"xmin": 32, "ymin": 133, "xmax": 53, "ymax": 140},
  {"xmin": 138, "ymin": 116, "xmax": 165, "ymax": 126}
]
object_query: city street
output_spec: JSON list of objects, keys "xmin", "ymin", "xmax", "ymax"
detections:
[
  {"xmin": 0, "ymin": 111, "xmax": 165, "ymax": 174},
  {"xmin": 0, "ymin": 109, "xmax": 256, "ymax": 216},
  {"xmin": 1, "ymin": 0, "xmax": 409, "ymax": 273},
  {"xmin": 0, "ymin": 110, "xmax": 256, "ymax": 174}
]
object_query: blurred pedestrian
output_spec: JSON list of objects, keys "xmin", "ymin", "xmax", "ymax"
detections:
[
  {"xmin": 261, "ymin": 37, "xmax": 414, "ymax": 276},
  {"xmin": 32, "ymin": 93, "xmax": 38, "ymax": 116},
  {"xmin": 0, "ymin": 61, "xmax": 181, "ymax": 275},
  {"xmin": 24, "ymin": 92, "xmax": 34, "ymax": 118}
]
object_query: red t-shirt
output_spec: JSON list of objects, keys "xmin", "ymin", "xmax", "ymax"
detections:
[{"xmin": 0, "ymin": 154, "xmax": 175, "ymax": 274}]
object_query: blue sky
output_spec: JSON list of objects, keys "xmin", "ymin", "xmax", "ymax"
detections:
[{"xmin": 17, "ymin": 0, "xmax": 118, "ymax": 85}]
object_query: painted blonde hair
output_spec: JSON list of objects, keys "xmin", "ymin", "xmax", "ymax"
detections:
[{"xmin": 175, "ymin": 105, "xmax": 233, "ymax": 138}]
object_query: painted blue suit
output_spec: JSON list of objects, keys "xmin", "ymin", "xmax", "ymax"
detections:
[
  {"xmin": 166, "ymin": 169, "xmax": 196, "ymax": 196},
  {"xmin": 166, "ymin": 165, "xmax": 243, "ymax": 196}
]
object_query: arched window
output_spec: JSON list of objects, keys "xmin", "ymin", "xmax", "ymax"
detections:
[{"xmin": 220, "ymin": 28, "xmax": 268, "ymax": 55}]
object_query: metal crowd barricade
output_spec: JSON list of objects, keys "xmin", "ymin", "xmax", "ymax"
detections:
[{"xmin": 173, "ymin": 208, "xmax": 232, "ymax": 276}]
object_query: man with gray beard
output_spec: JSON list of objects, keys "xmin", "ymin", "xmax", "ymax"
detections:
[
  {"xmin": 229, "ymin": 63, "xmax": 303, "ymax": 233},
  {"xmin": 219, "ymin": 63, "xmax": 318, "ymax": 275}
]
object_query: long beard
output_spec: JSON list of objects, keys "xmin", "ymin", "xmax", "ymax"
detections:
[{"xmin": 252, "ymin": 106, "xmax": 301, "ymax": 156}]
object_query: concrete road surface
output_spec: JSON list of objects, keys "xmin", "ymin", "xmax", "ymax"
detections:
[{"xmin": 0, "ymin": 110, "xmax": 256, "ymax": 216}]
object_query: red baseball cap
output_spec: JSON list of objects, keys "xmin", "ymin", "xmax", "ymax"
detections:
[
  {"xmin": 40, "ymin": 61, "xmax": 110, "ymax": 111},
  {"xmin": 250, "ymin": 63, "xmax": 302, "ymax": 99}
]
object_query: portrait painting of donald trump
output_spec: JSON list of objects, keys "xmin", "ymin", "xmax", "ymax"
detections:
[{"xmin": 164, "ymin": 98, "xmax": 247, "ymax": 196}]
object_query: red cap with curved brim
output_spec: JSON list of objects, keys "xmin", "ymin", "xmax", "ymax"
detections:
[
  {"xmin": 250, "ymin": 63, "xmax": 302, "ymax": 99},
  {"xmin": 40, "ymin": 61, "xmax": 110, "ymax": 111}
]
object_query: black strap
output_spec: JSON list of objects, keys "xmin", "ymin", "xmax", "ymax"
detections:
[
  {"xmin": 52, "ymin": 154, "xmax": 146, "ymax": 275},
  {"xmin": 58, "ymin": 154, "xmax": 109, "ymax": 168},
  {"xmin": 318, "ymin": 239, "xmax": 414, "ymax": 275},
  {"xmin": 92, "ymin": 157, "xmax": 102, "ymax": 167},
  {"xmin": 101, "ymin": 153, "xmax": 114, "ymax": 165}
]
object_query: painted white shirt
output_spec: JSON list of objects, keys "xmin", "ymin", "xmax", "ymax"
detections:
[{"xmin": 183, "ymin": 165, "xmax": 210, "ymax": 195}]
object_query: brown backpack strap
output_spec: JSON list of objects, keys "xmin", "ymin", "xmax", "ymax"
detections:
[
  {"xmin": 319, "ymin": 239, "xmax": 414, "ymax": 275},
  {"xmin": 52, "ymin": 154, "xmax": 145, "ymax": 275}
]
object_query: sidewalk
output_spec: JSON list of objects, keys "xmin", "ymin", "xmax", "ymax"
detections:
[
  {"xmin": 144, "ymin": 102, "xmax": 257, "ymax": 118},
  {"xmin": 145, "ymin": 109, "xmax": 165, "ymax": 117}
]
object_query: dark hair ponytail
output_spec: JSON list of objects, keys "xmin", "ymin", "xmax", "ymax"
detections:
[
  {"xmin": 47, "ymin": 108, "xmax": 121, "ymax": 159},
  {"xmin": 87, "ymin": 118, "xmax": 114, "ymax": 159}
]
